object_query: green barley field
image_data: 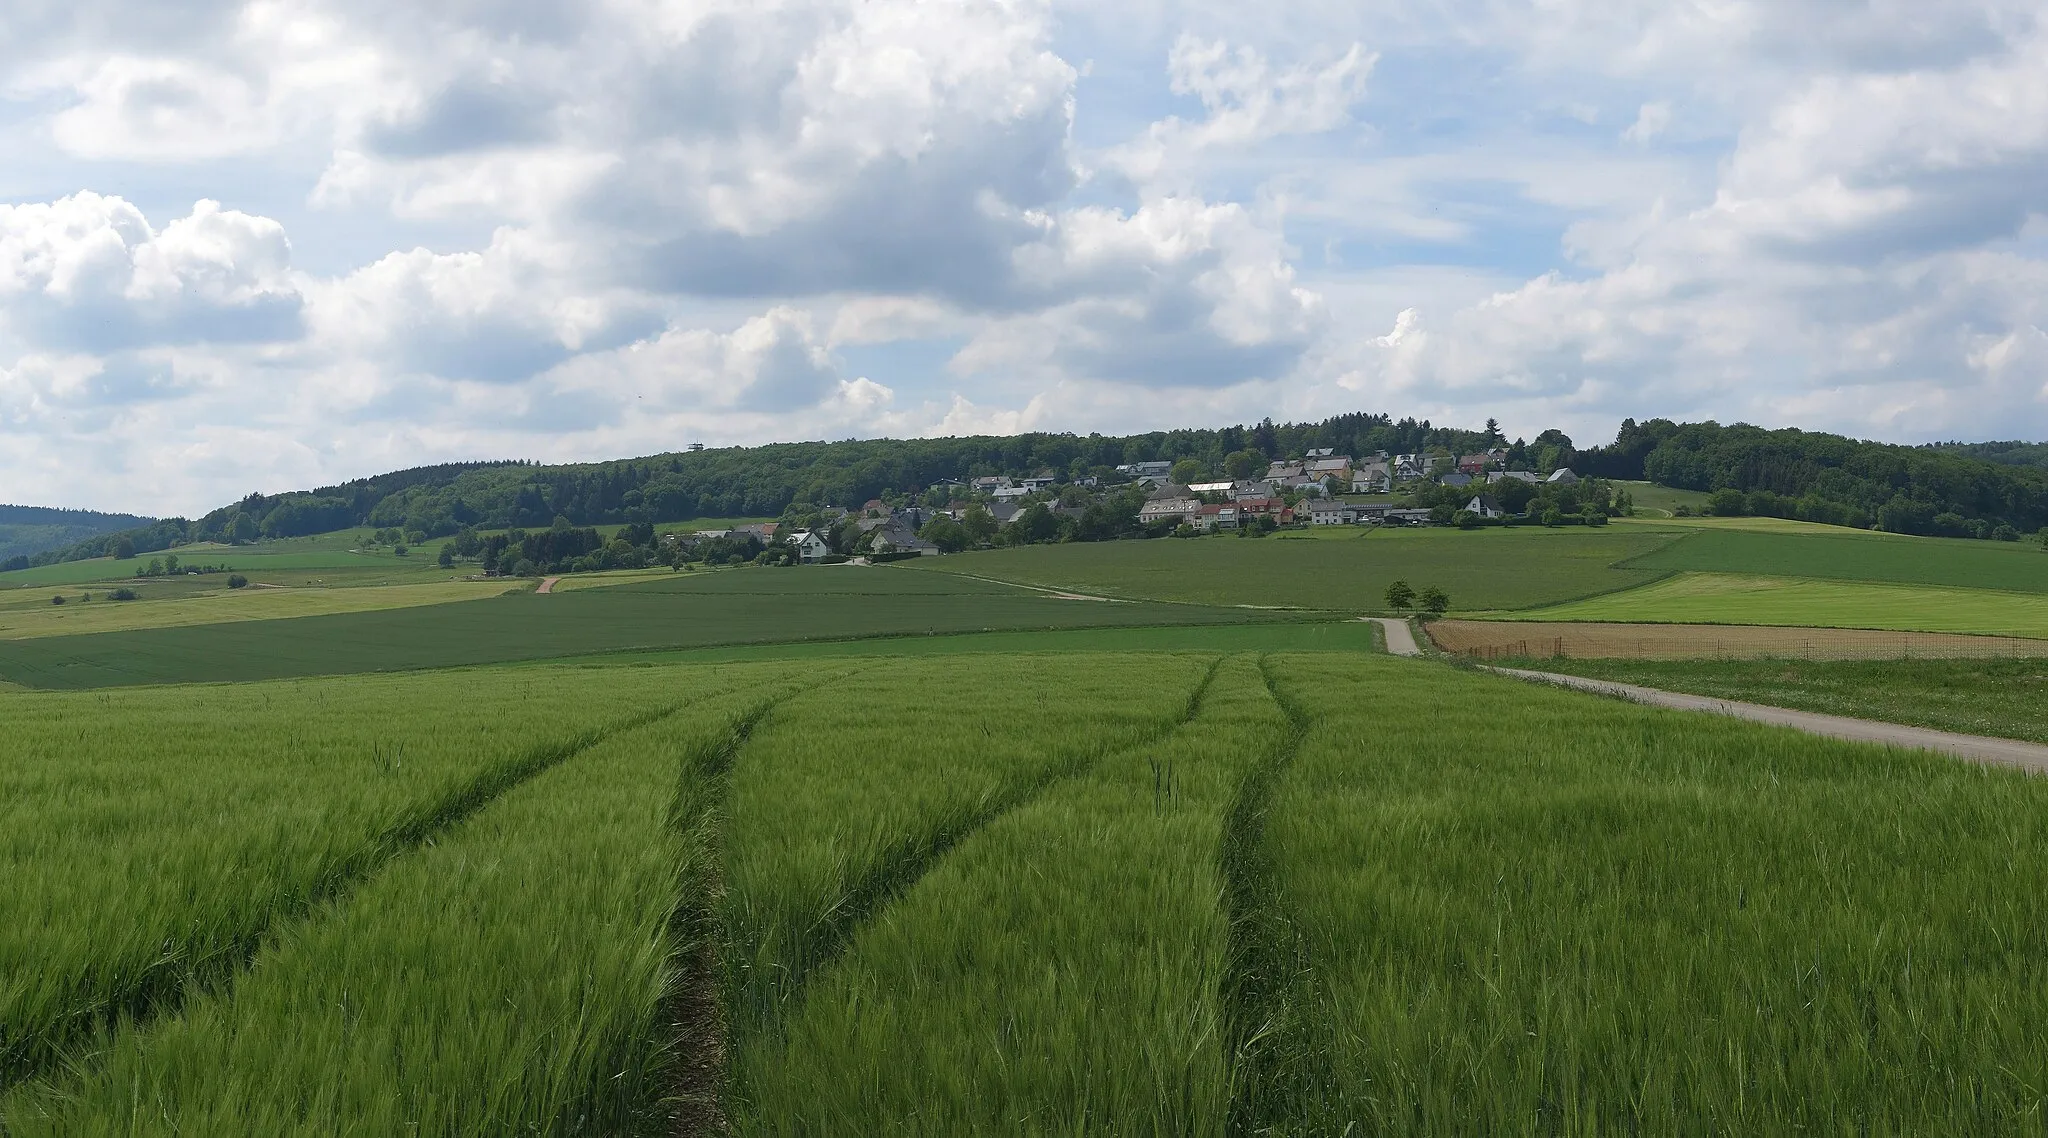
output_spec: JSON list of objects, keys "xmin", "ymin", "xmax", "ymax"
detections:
[
  {"xmin": 1624, "ymin": 527, "xmax": 2048, "ymax": 592},
  {"xmin": 8, "ymin": 647, "xmax": 2048, "ymax": 1133}
]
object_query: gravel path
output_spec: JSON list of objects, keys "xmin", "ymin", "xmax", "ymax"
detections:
[
  {"xmin": 1374, "ymin": 618, "xmax": 2048, "ymax": 775},
  {"xmin": 535, "ymin": 577, "xmax": 561, "ymax": 595},
  {"xmin": 1370, "ymin": 617, "xmax": 1422, "ymax": 657}
]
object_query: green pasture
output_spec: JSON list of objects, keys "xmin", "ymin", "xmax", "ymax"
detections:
[
  {"xmin": 906, "ymin": 526, "xmax": 1679, "ymax": 611},
  {"xmin": 1623, "ymin": 527, "xmax": 2048, "ymax": 592},
  {"xmin": 1514, "ymin": 656, "xmax": 2048, "ymax": 745},
  {"xmin": 1506, "ymin": 572, "xmax": 2048, "ymax": 638},
  {"xmin": 0, "ymin": 566, "xmax": 1295, "ymax": 689},
  {"xmin": 1610, "ymin": 479, "xmax": 1713, "ymax": 517},
  {"xmin": 8, "ymin": 653, "xmax": 2048, "ymax": 1130}
]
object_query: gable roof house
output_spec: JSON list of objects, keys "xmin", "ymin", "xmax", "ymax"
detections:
[
  {"xmin": 1457, "ymin": 453, "xmax": 1497, "ymax": 474},
  {"xmin": 1197, "ymin": 503, "xmax": 1240, "ymax": 530},
  {"xmin": 1230, "ymin": 480, "xmax": 1278, "ymax": 500},
  {"xmin": 1488, "ymin": 469, "xmax": 1540, "ymax": 485},
  {"xmin": 1138, "ymin": 498, "xmax": 1202, "ymax": 526},
  {"xmin": 991, "ymin": 484, "xmax": 1032, "ymax": 501},
  {"xmin": 1266, "ymin": 462, "xmax": 1305, "ymax": 480},
  {"xmin": 786, "ymin": 530, "xmax": 833, "ymax": 562},
  {"xmin": 1307, "ymin": 499, "xmax": 1359, "ymax": 525},
  {"xmin": 1439, "ymin": 471, "xmax": 1475, "ymax": 489},
  {"xmin": 1235, "ymin": 497, "xmax": 1292, "ymax": 523},
  {"xmin": 970, "ymin": 476, "xmax": 1011, "ymax": 493},
  {"xmin": 1465, "ymin": 495, "xmax": 1504, "ymax": 520},
  {"xmin": 1546, "ymin": 468, "xmax": 1581, "ymax": 486}
]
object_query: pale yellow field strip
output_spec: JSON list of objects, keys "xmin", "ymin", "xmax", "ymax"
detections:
[
  {"xmin": 0, "ymin": 579, "xmax": 521, "ymax": 640},
  {"xmin": 539, "ymin": 567, "xmax": 681, "ymax": 592}
]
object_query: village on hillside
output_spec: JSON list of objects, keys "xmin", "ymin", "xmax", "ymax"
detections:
[{"xmin": 663, "ymin": 446, "xmax": 1624, "ymax": 567}]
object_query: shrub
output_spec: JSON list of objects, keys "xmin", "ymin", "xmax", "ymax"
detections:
[
  {"xmin": 108, "ymin": 587, "xmax": 139, "ymax": 601},
  {"xmin": 1453, "ymin": 510, "xmax": 1479, "ymax": 530},
  {"xmin": 227, "ymin": 574, "xmax": 249, "ymax": 589},
  {"xmin": 393, "ymin": 544, "xmax": 408, "ymax": 558},
  {"xmin": 1993, "ymin": 525, "xmax": 2020, "ymax": 542},
  {"xmin": 50, "ymin": 595, "xmax": 65, "ymax": 606},
  {"xmin": 1542, "ymin": 508, "xmax": 1565, "ymax": 527},
  {"xmin": 1707, "ymin": 488, "xmax": 1747, "ymax": 516}
]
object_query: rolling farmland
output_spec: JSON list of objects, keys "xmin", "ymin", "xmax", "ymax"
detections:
[
  {"xmin": 9, "ymin": 649, "xmax": 2048, "ymax": 1132},
  {"xmin": 1623, "ymin": 527, "xmax": 2048, "ymax": 592},
  {"xmin": 0, "ymin": 567, "xmax": 1293, "ymax": 689},
  {"xmin": 906, "ymin": 525, "xmax": 1680, "ymax": 610},
  {"xmin": 1506, "ymin": 571, "xmax": 2048, "ymax": 638}
]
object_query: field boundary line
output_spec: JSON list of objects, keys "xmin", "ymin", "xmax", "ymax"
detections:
[
  {"xmin": 1487, "ymin": 667, "xmax": 2048, "ymax": 775},
  {"xmin": 1221, "ymin": 657, "xmax": 1316, "ymax": 1135},
  {"xmin": 732, "ymin": 656, "xmax": 1229, "ymax": 1042},
  {"xmin": 0, "ymin": 697, "xmax": 702, "ymax": 1097}
]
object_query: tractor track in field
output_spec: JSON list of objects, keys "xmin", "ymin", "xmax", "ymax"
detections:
[
  {"xmin": 1221, "ymin": 657, "xmax": 1316, "ymax": 1137},
  {"xmin": 0, "ymin": 699, "xmax": 697, "ymax": 1099},
  {"xmin": 738, "ymin": 657, "xmax": 1227, "ymax": 1039},
  {"xmin": 666, "ymin": 688, "xmax": 820, "ymax": 1138}
]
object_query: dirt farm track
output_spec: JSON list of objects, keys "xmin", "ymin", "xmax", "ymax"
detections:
[{"xmin": 1426, "ymin": 620, "xmax": 2048, "ymax": 661}]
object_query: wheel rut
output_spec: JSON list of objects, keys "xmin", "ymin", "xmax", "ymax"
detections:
[
  {"xmin": 730, "ymin": 657, "xmax": 1227, "ymax": 1046},
  {"xmin": 1221, "ymin": 656, "xmax": 1317, "ymax": 1137},
  {"xmin": 0, "ymin": 699, "xmax": 698, "ymax": 1098}
]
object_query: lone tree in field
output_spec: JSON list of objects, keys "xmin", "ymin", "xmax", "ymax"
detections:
[
  {"xmin": 1385, "ymin": 579, "xmax": 1415, "ymax": 609},
  {"xmin": 1420, "ymin": 585, "xmax": 1450, "ymax": 614}
]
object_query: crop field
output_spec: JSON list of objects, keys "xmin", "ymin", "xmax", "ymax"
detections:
[
  {"xmin": 1623, "ymin": 527, "xmax": 2048, "ymax": 592},
  {"xmin": 0, "ymin": 543, "xmax": 440, "ymax": 589},
  {"xmin": 1428, "ymin": 617, "xmax": 2048, "ymax": 661},
  {"xmin": 1508, "ymin": 656, "xmax": 2048, "ymax": 745},
  {"xmin": 0, "ymin": 566, "xmax": 1290, "ymax": 689},
  {"xmin": 907, "ymin": 526, "xmax": 1679, "ymax": 611},
  {"xmin": 1504, "ymin": 572, "xmax": 2048, "ymax": 638},
  {"xmin": 0, "ymin": 579, "xmax": 520, "ymax": 640},
  {"xmin": 8, "ymin": 652, "xmax": 2048, "ymax": 1132}
]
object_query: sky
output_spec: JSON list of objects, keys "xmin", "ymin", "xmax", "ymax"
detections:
[{"xmin": 3, "ymin": 0, "xmax": 2046, "ymax": 516}]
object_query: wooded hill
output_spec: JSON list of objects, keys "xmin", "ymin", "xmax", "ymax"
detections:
[
  {"xmin": 0, "ymin": 505, "xmax": 156, "ymax": 567},
  {"xmin": 21, "ymin": 414, "xmax": 2048, "ymax": 566}
]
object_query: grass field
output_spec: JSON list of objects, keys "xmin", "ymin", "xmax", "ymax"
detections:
[
  {"xmin": 1611, "ymin": 479, "xmax": 1713, "ymax": 517},
  {"xmin": 10, "ymin": 652, "xmax": 2048, "ymax": 1131},
  {"xmin": 1504, "ymin": 572, "xmax": 2048, "ymax": 638},
  {"xmin": 0, "ymin": 566, "xmax": 1294, "ymax": 689},
  {"xmin": 1624, "ymin": 527, "xmax": 2048, "ymax": 592},
  {"xmin": 1427, "ymin": 618, "xmax": 2048, "ymax": 661},
  {"xmin": 1504, "ymin": 656, "xmax": 2048, "ymax": 745},
  {"xmin": 0, "ymin": 579, "xmax": 520, "ymax": 639},
  {"xmin": 906, "ymin": 526, "xmax": 1680, "ymax": 611}
]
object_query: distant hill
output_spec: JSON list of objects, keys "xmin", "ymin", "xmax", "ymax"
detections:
[
  {"xmin": 18, "ymin": 414, "xmax": 2048, "ymax": 570},
  {"xmin": 0, "ymin": 505, "xmax": 155, "ymax": 567},
  {"xmin": 1926, "ymin": 440, "xmax": 2048, "ymax": 470}
]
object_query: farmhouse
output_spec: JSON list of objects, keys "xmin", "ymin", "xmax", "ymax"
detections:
[
  {"xmin": 1139, "ymin": 498, "xmax": 1202, "ymax": 526},
  {"xmin": 786, "ymin": 530, "xmax": 832, "ymax": 563}
]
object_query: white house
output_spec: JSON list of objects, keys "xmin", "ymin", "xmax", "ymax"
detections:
[
  {"xmin": 1139, "ymin": 497, "xmax": 1202, "ymax": 526},
  {"xmin": 1464, "ymin": 495, "xmax": 1504, "ymax": 520},
  {"xmin": 787, "ymin": 530, "xmax": 833, "ymax": 562},
  {"xmin": 1307, "ymin": 499, "xmax": 1357, "ymax": 525},
  {"xmin": 991, "ymin": 484, "xmax": 1031, "ymax": 501}
]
